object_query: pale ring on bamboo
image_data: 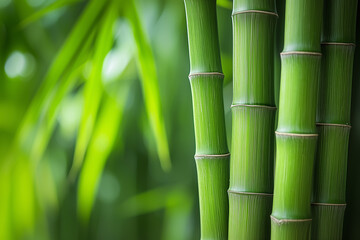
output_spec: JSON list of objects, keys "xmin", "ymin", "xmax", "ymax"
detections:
[
  {"xmin": 227, "ymin": 189, "xmax": 273, "ymax": 197},
  {"xmin": 311, "ymin": 202, "xmax": 347, "ymax": 207},
  {"xmin": 188, "ymin": 72, "xmax": 224, "ymax": 79},
  {"xmin": 231, "ymin": 104, "xmax": 277, "ymax": 110},
  {"xmin": 280, "ymin": 51, "xmax": 322, "ymax": 56},
  {"xmin": 275, "ymin": 131, "xmax": 318, "ymax": 138},
  {"xmin": 270, "ymin": 215, "xmax": 312, "ymax": 225},
  {"xmin": 321, "ymin": 42, "xmax": 356, "ymax": 47},
  {"xmin": 232, "ymin": 10, "xmax": 278, "ymax": 18},
  {"xmin": 194, "ymin": 153, "xmax": 230, "ymax": 160},
  {"xmin": 316, "ymin": 122, "xmax": 352, "ymax": 128}
]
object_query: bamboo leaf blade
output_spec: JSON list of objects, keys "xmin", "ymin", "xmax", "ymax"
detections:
[
  {"xmin": 126, "ymin": 0, "xmax": 171, "ymax": 171},
  {"xmin": 77, "ymin": 89, "xmax": 130, "ymax": 222},
  {"xmin": 6, "ymin": 40, "xmax": 92, "ymax": 239},
  {"xmin": 11, "ymin": 157, "xmax": 36, "ymax": 238},
  {"xmin": 0, "ymin": 167, "xmax": 12, "ymax": 240},
  {"xmin": 70, "ymin": 4, "xmax": 117, "ymax": 179},
  {"xmin": 76, "ymin": 35, "xmax": 135, "ymax": 221},
  {"xmin": 29, "ymin": 63, "xmax": 86, "ymax": 164},
  {"xmin": 28, "ymin": 30, "xmax": 95, "ymax": 165},
  {"xmin": 19, "ymin": 0, "xmax": 84, "ymax": 28},
  {"xmin": 13, "ymin": 0, "xmax": 109, "ymax": 155}
]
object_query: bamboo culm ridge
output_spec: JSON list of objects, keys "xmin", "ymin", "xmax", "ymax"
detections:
[
  {"xmin": 312, "ymin": 0, "xmax": 358, "ymax": 239},
  {"xmin": 228, "ymin": 0, "xmax": 277, "ymax": 239},
  {"xmin": 184, "ymin": 0, "xmax": 229, "ymax": 239},
  {"xmin": 271, "ymin": 0, "xmax": 324, "ymax": 239}
]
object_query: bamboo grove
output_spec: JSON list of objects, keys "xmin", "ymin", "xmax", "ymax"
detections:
[{"xmin": 184, "ymin": 0, "xmax": 358, "ymax": 239}]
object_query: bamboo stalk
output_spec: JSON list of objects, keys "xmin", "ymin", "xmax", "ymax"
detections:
[
  {"xmin": 312, "ymin": 0, "xmax": 358, "ymax": 239},
  {"xmin": 271, "ymin": 0, "xmax": 323, "ymax": 238},
  {"xmin": 228, "ymin": 0, "xmax": 277, "ymax": 239},
  {"xmin": 184, "ymin": 0, "xmax": 229, "ymax": 239},
  {"xmin": 274, "ymin": 0, "xmax": 285, "ymax": 110}
]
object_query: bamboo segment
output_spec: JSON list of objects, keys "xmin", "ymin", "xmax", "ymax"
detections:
[
  {"xmin": 184, "ymin": 0, "xmax": 229, "ymax": 239},
  {"xmin": 271, "ymin": 0, "xmax": 323, "ymax": 239},
  {"xmin": 195, "ymin": 154, "xmax": 229, "ymax": 239},
  {"xmin": 190, "ymin": 74, "xmax": 228, "ymax": 155},
  {"xmin": 272, "ymin": 133, "xmax": 318, "ymax": 238},
  {"xmin": 312, "ymin": 203, "xmax": 347, "ymax": 239},
  {"xmin": 228, "ymin": 0, "xmax": 277, "ymax": 239},
  {"xmin": 312, "ymin": 1, "xmax": 358, "ymax": 238}
]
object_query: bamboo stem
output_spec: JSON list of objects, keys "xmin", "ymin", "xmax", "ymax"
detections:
[
  {"xmin": 312, "ymin": 0, "xmax": 358, "ymax": 239},
  {"xmin": 228, "ymin": 0, "xmax": 277, "ymax": 239},
  {"xmin": 184, "ymin": 0, "xmax": 229, "ymax": 239},
  {"xmin": 271, "ymin": 0, "xmax": 324, "ymax": 238}
]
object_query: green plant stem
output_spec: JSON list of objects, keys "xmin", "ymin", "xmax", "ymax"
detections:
[
  {"xmin": 271, "ymin": 0, "xmax": 323, "ymax": 239},
  {"xmin": 184, "ymin": 0, "xmax": 229, "ymax": 239},
  {"xmin": 228, "ymin": 0, "xmax": 277, "ymax": 239},
  {"xmin": 312, "ymin": 0, "xmax": 358, "ymax": 239}
]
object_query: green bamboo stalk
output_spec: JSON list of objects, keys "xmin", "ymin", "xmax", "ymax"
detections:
[
  {"xmin": 271, "ymin": 0, "xmax": 323, "ymax": 238},
  {"xmin": 184, "ymin": 0, "xmax": 229, "ymax": 239},
  {"xmin": 228, "ymin": 0, "xmax": 277, "ymax": 239},
  {"xmin": 312, "ymin": 0, "xmax": 358, "ymax": 239},
  {"xmin": 274, "ymin": 0, "xmax": 285, "ymax": 109}
]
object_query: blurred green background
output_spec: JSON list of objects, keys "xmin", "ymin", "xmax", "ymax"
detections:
[{"xmin": 0, "ymin": 0, "xmax": 359, "ymax": 239}]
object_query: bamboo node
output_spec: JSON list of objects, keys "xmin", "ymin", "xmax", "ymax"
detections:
[
  {"xmin": 275, "ymin": 131, "xmax": 318, "ymax": 138},
  {"xmin": 194, "ymin": 153, "xmax": 230, "ymax": 160},
  {"xmin": 281, "ymin": 51, "xmax": 322, "ymax": 57},
  {"xmin": 316, "ymin": 122, "xmax": 351, "ymax": 129},
  {"xmin": 232, "ymin": 10, "xmax": 278, "ymax": 17},
  {"xmin": 321, "ymin": 42, "xmax": 356, "ymax": 47},
  {"xmin": 312, "ymin": 202, "xmax": 347, "ymax": 207},
  {"xmin": 231, "ymin": 104, "xmax": 277, "ymax": 110},
  {"xmin": 227, "ymin": 190, "xmax": 273, "ymax": 197},
  {"xmin": 188, "ymin": 72, "xmax": 224, "ymax": 79},
  {"xmin": 270, "ymin": 215, "xmax": 312, "ymax": 225}
]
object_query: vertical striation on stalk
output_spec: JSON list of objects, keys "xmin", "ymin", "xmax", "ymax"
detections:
[
  {"xmin": 228, "ymin": 0, "xmax": 277, "ymax": 239},
  {"xmin": 184, "ymin": 0, "xmax": 229, "ymax": 239},
  {"xmin": 312, "ymin": 0, "xmax": 358, "ymax": 239},
  {"xmin": 271, "ymin": 0, "xmax": 323, "ymax": 239}
]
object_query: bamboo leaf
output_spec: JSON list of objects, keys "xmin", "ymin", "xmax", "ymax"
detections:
[
  {"xmin": 119, "ymin": 187, "xmax": 171, "ymax": 218},
  {"xmin": 12, "ymin": 158, "xmax": 36, "ymax": 235},
  {"xmin": 119, "ymin": 187, "xmax": 191, "ymax": 219},
  {"xmin": 0, "ymin": 166, "xmax": 12, "ymax": 240},
  {"xmin": 125, "ymin": 0, "xmax": 171, "ymax": 171},
  {"xmin": 36, "ymin": 159, "xmax": 59, "ymax": 211},
  {"xmin": 77, "ymin": 88, "xmax": 130, "ymax": 222},
  {"xmin": 70, "ymin": 3, "xmax": 117, "ymax": 180},
  {"xmin": 13, "ymin": 0, "xmax": 108, "ymax": 161},
  {"xmin": 19, "ymin": 0, "xmax": 83, "ymax": 28},
  {"xmin": 29, "ymin": 32, "xmax": 94, "ymax": 165}
]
